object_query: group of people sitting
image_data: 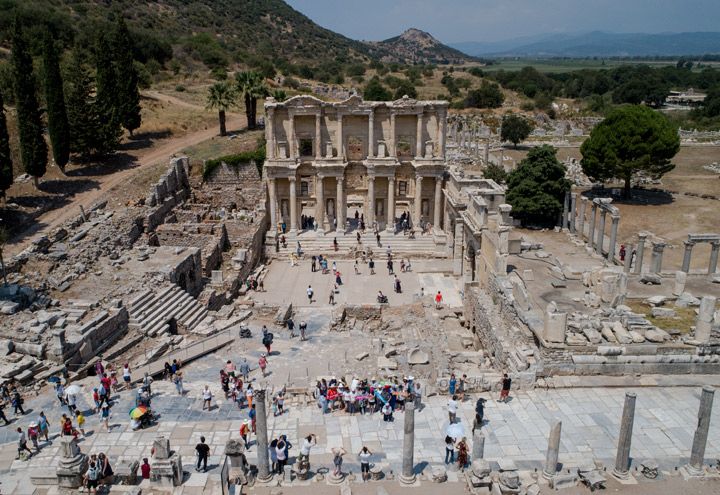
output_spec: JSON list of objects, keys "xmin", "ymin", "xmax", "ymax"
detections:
[{"xmin": 313, "ymin": 376, "xmax": 422, "ymax": 419}]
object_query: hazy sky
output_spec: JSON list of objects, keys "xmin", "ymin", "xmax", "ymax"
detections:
[{"xmin": 284, "ymin": 0, "xmax": 720, "ymax": 43}]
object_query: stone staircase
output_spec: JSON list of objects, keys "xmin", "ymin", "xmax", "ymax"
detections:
[
  {"xmin": 267, "ymin": 230, "xmax": 448, "ymax": 259},
  {"xmin": 127, "ymin": 285, "xmax": 209, "ymax": 337}
]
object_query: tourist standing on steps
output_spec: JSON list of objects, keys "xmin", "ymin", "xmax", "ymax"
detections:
[
  {"xmin": 122, "ymin": 364, "xmax": 131, "ymax": 390},
  {"xmin": 202, "ymin": 386, "xmax": 213, "ymax": 410},
  {"xmin": 239, "ymin": 359, "xmax": 250, "ymax": 382},
  {"xmin": 37, "ymin": 412, "xmax": 49, "ymax": 441},
  {"xmin": 394, "ymin": 275, "xmax": 402, "ymax": 293},
  {"xmin": 457, "ymin": 374, "xmax": 467, "ymax": 402},
  {"xmin": 259, "ymin": 354, "xmax": 268, "ymax": 377},
  {"xmin": 307, "ymin": 285, "xmax": 314, "ymax": 303},
  {"xmin": 499, "ymin": 374, "xmax": 512, "ymax": 403},
  {"xmin": 286, "ymin": 317, "xmax": 295, "ymax": 337},
  {"xmin": 354, "ymin": 260, "xmax": 360, "ymax": 274},
  {"xmin": 195, "ymin": 436, "xmax": 209, "ymax": 472},
  {"xmin": 387, "ymin": 258, "xmax": 394, "ymax": 275},
  {"xmin": 311, "ymin": 255, "xmax": 317, "ymax": 272},
  {"xmin": 359, "ymin": 447, "xmax": 373, "ymax": 481},
  {"xmin": 447, "ymin": 395, "xmax": 458, "ymax": 423},
  {"xmin": 448, "ymin": 373, "xmax": 457, "ymax": 396},
  {"xmin": 376, "ymin": 232, "xmax": 381, "ymax": 246}
]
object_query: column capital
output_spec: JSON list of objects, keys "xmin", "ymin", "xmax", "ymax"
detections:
[
  {"xmin": 684, "ymin": 239, "xmax": 696, "ymax": 247},
  {"xmin": 638, "ymin": 232, "xmax": 648, "ymax": 240},
  {"xmin": 610, "ymin": 215, "xmax": 620, "ymax": 223},
  {"xmin": 288, "ymin": 175, "xmax": 296, "ymax": 182},
  {"xmin": 336, "ymin": 176, "xmax": 344, "ymax": 183},
  {"xmin": 388, "ymin": 176, "xmax": 395, "ymax": 182},
  {"xmin": 416, "ymin": 175, "xmax": 423, "ymax": 182},
  {"xmin": 711, "ymin": 241, "xmax": 720, "ymax": 249},
  {"xmin": 317, "ymin": 173, "xmax": 325, "ymax": 180}
]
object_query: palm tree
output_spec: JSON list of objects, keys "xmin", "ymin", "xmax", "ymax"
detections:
[
  {"xmin": 206, "ymin": 82, "xmax": 236, "ymax": 136},
  {"xmin": 236, "ymin": 71, "xmax": 268, "ymax": 129}
]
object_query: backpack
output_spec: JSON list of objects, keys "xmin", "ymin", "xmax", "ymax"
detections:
[{"xmin": 445, "ymin": 435, "xmax": 453, "ymax": 445}]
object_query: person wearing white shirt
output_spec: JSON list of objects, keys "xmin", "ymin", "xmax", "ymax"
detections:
[{"xmin": 447, "ymin": 395, "xmax": 458, "ymax": 423}]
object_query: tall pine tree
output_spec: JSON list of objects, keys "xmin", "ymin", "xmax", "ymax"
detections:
[
  {"xmin": 43, "ymin": 32, "xmax": 70, "ymax": 172},
  {"xmin": 94, "ymin": 34, "xmax": 122, "ymax": 155},
  {"xmin": 0, "ymin": 91, "xmax": 13, "ymax": 198},
  {"xmin": 113, "ymin": 18, "xmax": 141, "ymax": 136},
  {"xmin": 65, "ymin": 48, "xmax": 99, "ymax": 156},
  {"xmin": 11, "ymin": 19, "xmax": 47, "ymax": 187}
]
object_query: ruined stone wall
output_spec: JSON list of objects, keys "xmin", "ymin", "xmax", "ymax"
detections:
[{"xmin": 51, "ymin": 307, "xmax": 129, "ymax": 366}]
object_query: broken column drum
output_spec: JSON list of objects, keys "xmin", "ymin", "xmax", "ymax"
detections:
[
  {"xmin": 687, "ymin": 387, "xmax": 715, "ymax": 475},
  {"xmin": 542, "ymin": 421, "xmax": 562, "ymax": 480},
  {"xmin": 612, "ymin": 392, "xmax": 637, "ymax": 479}
]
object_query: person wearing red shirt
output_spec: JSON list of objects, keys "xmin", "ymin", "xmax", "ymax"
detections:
[{"xmin": 141, "ymin": 458, "xmax": 151, "ymax": 479}]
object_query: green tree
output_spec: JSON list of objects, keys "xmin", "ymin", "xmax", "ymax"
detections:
[
  {"xmin": 506, "ymin": 145, "xmax": 570, "ymax": 226},
  {"xmin": 0, "ymin": 91, "xmax": 12, "ymax": 198},
  {"xmin": 363, "ymin": 76, "xmax": 391, "ymax": 101},
  {"xmin": 206, "ymin": 81, "xmax": 235, "ymax": 136},
  {"xmin": 483, "ymin": 163, "xmax": 507, "ymax": 184},
  {"xmin": 11, "ymin": 20, "xmax": 47, "ymax": 187},
  {"xmin": 94, "ymin": 34, "xmax": 123, "ymax": 154},
  {"xmin": 235, "ymin": 71, "xmax": 268, "ymax": 129},
  {"xmin": 393, "ymin": 79, "xmax": 417, "ymax": 100},
  {"xmin": 113, "ymin": 19, "xmax": 142, "ymax": 136},
  {"xmin": 464, "ymin": 81, "xmax": 504, "ymax": 108},
  {"xmin": 699, "ymin": 85, "xmax": 720, "ymax": 117},
  {"xmin": 65, "ymin": 48, "xmax": 99, "ymax": 156},
  {"xmin": 580, "ymin": 105, "xmax": 679, "ymax": 198},
  {"xmin": 500, "ymin": 114, "xmax": 533, "ymax": 148},
  {"xmin": 42, "ymin": 33, "xmax": 70, "ymax": 172}
]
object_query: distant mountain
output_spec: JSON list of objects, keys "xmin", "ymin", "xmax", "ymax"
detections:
[
  {"xmin": 451, "ymin": 31, "xmax": 720, "ymax": 57},
  {"xmin": 371, "ymin": 28, "xmax": 476, "ymax": 65}
]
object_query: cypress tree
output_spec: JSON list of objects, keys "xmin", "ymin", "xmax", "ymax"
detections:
[
  {"xmin": 113, "ymin": 19, "xmax": 141, "ymax": 136},
  {"xmin": 43, "ymin": 33, "xmax": 70, "ymax": 171},
  {"xmin": 11, "ymin": 19, "xmax": 47, "ymax": 187},
  {"xmin": 0, "ymin": 91, "xmax": 13, "ymax": 198},
  {"xmin": 94, "ymin": 34, "xmax": 122, "ymax": 155},
  {"xmin": 65, "ymin": 48, "xmax": 99, "ymax": 156}
]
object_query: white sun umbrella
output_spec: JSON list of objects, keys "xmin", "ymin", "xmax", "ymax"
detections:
[
  {"xmin": 64, "ymin": 384, "xmax": 82, "ymax": 396},
  {"xmin": 446, "ymin": 422, "xmax": 465, "ymax": 439}
]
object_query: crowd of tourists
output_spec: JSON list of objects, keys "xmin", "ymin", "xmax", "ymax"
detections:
[{"xmin": 312, "ymin": 375, "xmax": 423, "ymax": 418}]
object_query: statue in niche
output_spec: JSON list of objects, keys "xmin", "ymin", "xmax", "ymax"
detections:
[{"xmin": 327, "ymin": 198, "xmax": 335, "ymax": 217}]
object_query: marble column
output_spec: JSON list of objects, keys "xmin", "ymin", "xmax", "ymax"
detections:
[
  {"xmin": 634, "ymin": 233, "xmax": 648, "ymax": 274},
  {"xmin": 336, "ymin": 113, "xmax": 343, "ymax": 159},
  {"xmin": 608, "ymin": 215, "xmax": 620, "ymax": 261},
  {"xmin": 288, "ymin": 114, "xmax": 296, "ymax": 159},
  {"xmin": 682, "ymin": 241, "xmax": 694, "ymax": 273},
  {"xmin": 569, "ymin": 193, "xmax": 577, "ymax": 233},
  {"xmin": 399, "ymin": 401, "xmax": 416, "ymax": 485},
  {"xmin": 472, "ymin": 431, "xmax": 485, "ymax": 460},
  {"xmin": 367, "ymin": 175, "xmax": 375, "ymax": 226},
  {"xmin": 453, "ymin": 222, "xmax": 464, "ymax": 275},
  {"xmin": 255, "ymin": 390, "xmax": 272, "ymax": 481},
  {"xmin": 687, "ymin": 386, "xmax": 715, "ymax": 475},
  {"xmin": 415, "ymin": 113, "xmax": 423, "ymax": 158},
  {"xmin": 315, "ymin": 175, "xmax": 325, "ymax": 229},
  {"xmin": 624, "ymin": 247, "xmax": 633, "ymax": 273},
  {"xmin": 266, "ymin": 108, "xmax": 275, "ymax": 159},
  {"xmin": 390, "ymin": 113, "xmax": 397, "ymax": 158},
  {"xmin": 708, "ymin": 241, "xmax": 719, "ymax": 275},
  {"xmin": 650, "ymin": 242, "xmax": 666, "ymax": 274},
  {"xmin": 268, "ymin": 179, "xmax": 277, "ymax": 231},
  {"xmin": 542, "ymin": 421, "xmax": 562, "ymax": 480},
  {"xmin": 577, "ymin": 197, "xmax": 587, "ymax": 240},
  {"xmin": 414, "ymin": 175, "xmax": 423, "ymax": 229},
  {"xmin": 368, "ymin": 111, "xmax": 375, "ymax": 158},
  {"xmin": 596, "ymin": 209, "xmax": 607, "ymax": 255},
  {"xmin": 484, "ymin": 141, "xmax": 489, "ymax": 166},
  {"xmin": 433, "ymin": 176, "xmax": 443, "ymax": 229},
  {"xmin": 612, "ymin": 392, "xmax": 636, "ymax": 479},
  {"xmin": 289, "ymin": 177, "xmax": 298, "ymax": 232},
  {"xmin": 588, "ymin": 203, "xmax": 597, "ymax": 248},
  {"xmin": 439, "ymin": 110, "xmax": 447, "ymax": 159},
  {"xmin": 315, "ymin": 113, "xmax": 322, "ymax": 159},
  {"xmin": 336, "ymin": 177, "xmax": 345, "ymax": 232},
  {"xmin": 387, "ymin": 177, "xmax": 395, "ymax": 232},
  {"xmin": 562, "ymin": 192, "xmax": 570, "ymax": 230}
]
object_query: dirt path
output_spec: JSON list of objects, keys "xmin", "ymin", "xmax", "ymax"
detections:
[{"xmin": 5, "ymin": 100, "xmax": 247, "ymax": 257}]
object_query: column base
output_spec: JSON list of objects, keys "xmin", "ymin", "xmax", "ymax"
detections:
[
  {"xmin": 398, "ymin": 473, "xmax": 417, "ymax": 485},
  {"xmin": 611, "ymin": 468, "xmax": 631, "ymax": 481},
  {"xmin": 542, "ymin": 469, "xmax": 557, "ymax": 481},
  {"xmin": 255, "ymin": 472, "xmax": 275, "ymax": 484},
  {"xmin": 681, "ymin": 464, "xmax": 706, "ymax": 478}
]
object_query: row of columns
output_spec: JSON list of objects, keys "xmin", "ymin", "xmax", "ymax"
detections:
[
  {"xmin": 573, "ymin": 195, "xmax": 621, "ymax": 262},
  {"xmin": 682, "ymin": 240, "xmax": 720, "ymax": 274},
  {"xmin": 268, "ymin": 173, "xmax": 443, "ymax": 233}
]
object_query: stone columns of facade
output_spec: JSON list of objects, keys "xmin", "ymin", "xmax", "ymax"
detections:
[
  {"xmin": 390, "ymin": 113, "xmax": 397, "ymax": 158},
  {"xmin": 708, "ymin": 241, "xmax": 719, "ymax": 275},
  {"xmin": 695, "ymin": 296, "xmax": 717, "ymax": 343},
  {"xmin": 266, "ymin": 108, "xmax": 275, "ymax": 159},
  {"xmin": 612, "ymin": 392, "xmax": 637, "ymax": 479},
  {"xmin": 367, "ymin": 174, "xmax": 376, "ymax": 226},
  {"xmin": 416, "ymin": 112, "xmax": 423, "ymax": 158},
  {"xmin": 542, "ymin": 421, "xmax": 562, "ymax": 480},
  {"xmin": 255, "ymin": 390, "xmax": 272, "ymax": 481},
  {"xmin": 439, "ymin": 110, "xmax": 447, "ymax": 159},
  {"xmin": 336, "ymin": 177, "xmax": 345, "ymax": 232},
  {"xmin": 569, "ymin": 193, "xmax": 577, "ymax": 233},
  {"xmin": 472, "ymin": 431, "xmax": 485, "ymax": 460},
  {"xmin": 682, "ymin": 241, "xmax": 694, "ymax": 273},
  {"xmin": 399, "ymin": 401, "xmax": 416, "ymax": 485},
  {"xmin": 268, "ymin": 179, "xmax": 277, "ymax": 231},
  {"xmin": 433, "ymin": 176, "xmax": 443, "ymax": 229},
  {"xmin": 368, "ymin": 111, "xmax": 375, "ymax": 158},
  {"xmin": 315, "ymin": 175, "xmax": 325, "ymax": 229},
  {"xmin": 577, "ymin": 197, "xmax": 587, "ymax": 240},
  {"xmin": 387, "ymin": 177, "xmax": 396, "ymax": 232},
  {"xmin": 414, "ymin": 175, "xmax": 423, "ymax": 229},
  {"xmin": 289, "ymin": 177, "xmax": 298, "ymax": 232},
  {"xmin": 650, "ymin": 242, "xmax": 666, "ymax": 274},
  {"xmin": 634, "ymin": 233, "xmax": 648, "ymax": 274},
  {"xmin": 288, "ymin": 114, "xmax": 296, "ymax": 159},
  {"xmin": 588, "ymin": 202, "xmax": 597, "ymax": 248},
  {"xmin": 453, "ymin": 222, "xmax": 464, "ymax": 275},
  {"xmin": 595, "ymin": 209, "xmax": 607, "ymax": 255},
  {"xmin": 337, "ymin": 113, "xmax": 343, "ymax": 159},
  {"xmin": 315, "ymin": 113, "xmax": 322, "ymax": 159},
  {"xmin": 562, "ymin": 192, "xmax": 570, "ymax": 230},
  {"xmin": 484, "ymin": 141, "xmax": 490, "ymax": 166},
  {"xmin": 686, "ymin": 387, "xmax": 716, "ymax": 475},
  {"xmin": 608, "ymin": 215, "xmax": 620, "ymax": 261}
]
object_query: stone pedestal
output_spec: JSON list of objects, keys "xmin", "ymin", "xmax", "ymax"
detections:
[
  {"xmin": 473, "ymin": 431, "xmax": 485, "ymax": 460},
  {"xmin": 115, "ymin": 460, "xmax": 140, "ymax": 485},
  {"xmin": 56, "ymin": 437, "xmax": 88, "ymax": 489},
  {"xmin": 150, "ymin": 436, "xmax": 183, "ymax": 487},
  {"xmin": 543, "ymin": 302, "xmax": 567, "ymax": 343},
  {"xmin": 225, "ymin": 439, "xmax": 249, "ymax": 484},
  {"xmin": 686, "ymin": 387, "xmax": 715, "ymax": 476}
]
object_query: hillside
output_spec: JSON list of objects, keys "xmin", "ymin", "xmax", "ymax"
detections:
[
  {"xmin": 372, "ymin": 28, "xmax": 475, "ymax": 65},
  {"xmin": 452, "ymin": 31, "xmax": 720, "ymax": 58}
]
